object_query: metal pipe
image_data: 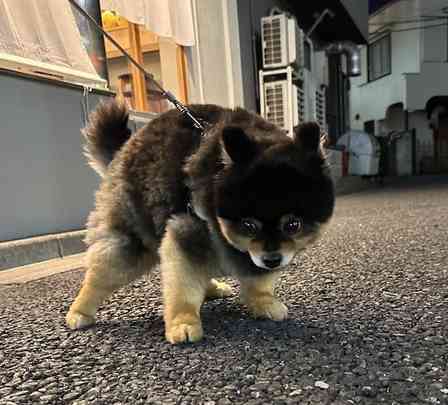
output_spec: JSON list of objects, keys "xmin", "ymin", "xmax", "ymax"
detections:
[
  {"xmin": 73, "ymin": 0, "xmax": 109, "ymax": 82},
  {"xmin": 305, "ymin": 8, "xmax": 335, "ymax": 40},
  {"xmin": 325, "ymin": 41, "xmax": 361, "ymax": 77}
]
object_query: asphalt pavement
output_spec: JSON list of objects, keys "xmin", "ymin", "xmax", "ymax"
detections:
[{"xmin": 1, "ymin": 176, "xmax": 447, "ymax": 405}]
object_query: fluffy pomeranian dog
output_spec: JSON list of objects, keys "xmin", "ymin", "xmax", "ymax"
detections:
[{"xmin": 66, "ymin": 100, "xmax": 334, "ymax": 344}]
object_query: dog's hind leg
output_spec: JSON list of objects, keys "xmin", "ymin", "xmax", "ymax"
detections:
[
  {"xmin": 66, "ymin": 233, "xmax": 156, "ymax": 330},
  {"xmin": 205, "ymin": 279, "xmax": 233, "ymax": 300}
]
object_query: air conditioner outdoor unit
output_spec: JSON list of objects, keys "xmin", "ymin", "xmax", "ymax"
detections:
[
  {"xmin": 314, "ymin": 86, "xmax": 327, "ymax": 132},
  {"xmin": 261, "ymin": 14, "xmax": 305, "ymax": 69},
  {"xmin": 260, "ymin": 66, "xmax": 306, "ymax": 137}
]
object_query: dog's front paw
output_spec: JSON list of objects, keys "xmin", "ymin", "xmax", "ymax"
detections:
[
  {"xmin": 66, "ymin": 310, "xmax": 95, "ymax": 330},
  {"xmin": 165, "ymin": 315, "xmax": 203, "ymax": 344},
  {"xmin": 246, "ymin": 297, "xmax": 288, "ymax": 321},
  {"xmin": 205, "ymin": 279, "xmax": 233, "ymax": 300}
]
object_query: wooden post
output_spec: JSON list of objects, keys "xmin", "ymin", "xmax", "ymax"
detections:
[
  {"xmin": 127, "ymin": 22, "xmax": 148, "ymax": 111},
  {"xmin": 176, "ymin": 45, "xmax": 188, "ymax": 104},
  {"xmin": 159, "ymin": 37, "xmax": 189, "ymax": 104}
]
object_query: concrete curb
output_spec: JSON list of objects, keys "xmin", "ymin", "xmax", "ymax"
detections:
[
  {"xmin": 0, "ymin": 253, "xmax": 85, "ymax": 284},
  {"xmin": 0, "ymin": 230, "xmax": 86, "ymax": 271}
]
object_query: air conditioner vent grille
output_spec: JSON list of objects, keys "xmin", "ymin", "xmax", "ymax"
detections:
[
  {"xmin": 262, "ymin": 16, "xmax": 284, "ymax": 67},
  {"xmin": 315, "ymin": 88, "xmax": 326, "ymax": 130},
  {"xmin": 265, "ymin": 82, "xmax": 287, "ymax": 129},
  {"xmin": 297, "ymin": 82, "xmax": 306, "ymax": 124}
]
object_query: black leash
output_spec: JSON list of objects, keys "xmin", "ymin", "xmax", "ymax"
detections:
[{"xmin": 68, "ymin": 0, "xmax": 206, "ymax": 132}]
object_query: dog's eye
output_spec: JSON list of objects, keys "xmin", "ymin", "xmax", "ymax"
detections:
[
  {"xmin": 282, "ymin": 217, "xmax": 302, "ymax": 235},
  {"xmin": 241, "ymin": 219, "xmax": 259, "ymax": 236}
]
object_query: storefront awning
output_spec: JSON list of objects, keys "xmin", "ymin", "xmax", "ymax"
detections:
[{"xmin": 100, "ymin": 0, "xmax": 195, "ymax": 46}]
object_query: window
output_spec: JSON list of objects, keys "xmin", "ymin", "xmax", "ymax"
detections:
[
  {"xmin": 368, "ymin": 34, "xmax": 391, "ymax": 81},
  {"xmin": 0, "ymin": 0, "xmax": 106, "ymax": 87}
]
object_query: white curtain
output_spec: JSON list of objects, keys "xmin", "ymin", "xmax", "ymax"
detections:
[
  {"xmin": 0, "ymin": 0, "xmax": 101, "ymax": 81},
  {"xmin": 100, "ymin": 0, "xmax": 195, "ymax": 46}
]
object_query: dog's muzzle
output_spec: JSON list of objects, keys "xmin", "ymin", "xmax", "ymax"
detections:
[{"xmin": 261, "ymin": 252, "xmax": 283, "ymax": 269}]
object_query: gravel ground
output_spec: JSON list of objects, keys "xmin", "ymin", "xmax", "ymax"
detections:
[{"xmin": 1, "ymin": 176, "xmax": 447, "ymax": 405}]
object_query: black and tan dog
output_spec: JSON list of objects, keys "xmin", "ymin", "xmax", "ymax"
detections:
[{"xmin": 66, "ymin": 101, "xmax": 334, "ymax": 344}]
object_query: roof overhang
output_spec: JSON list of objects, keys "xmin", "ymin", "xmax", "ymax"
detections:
[{"xmin": 280, "ymin": 0, "xmax": 368, "ymax": 44}]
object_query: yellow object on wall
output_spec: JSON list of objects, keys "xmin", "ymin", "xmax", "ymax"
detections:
[{"xmin": 101, "ymin": 10, "xmax": 127, "ymax": 29}]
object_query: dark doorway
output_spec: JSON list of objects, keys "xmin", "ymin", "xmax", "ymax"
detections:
[
  {"xmin": 327, "ymin": 54, "xmax": 350, "ymax": 144},
  {"xmin": 434, "ymin": 116, "xmax": 448, "ymax": 172}
]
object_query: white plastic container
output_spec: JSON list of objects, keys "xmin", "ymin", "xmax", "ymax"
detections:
[{"xmin": 337, "ymin": 130, "xmax": 381, "ymax": 176}]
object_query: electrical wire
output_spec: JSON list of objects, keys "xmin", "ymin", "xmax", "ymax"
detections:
[
  {"xmin": 369, "ymin": 16, "xmax": 446, "ymax": 25},
  {"xmin": 389, "ymin": 21, "xmax": 447, "ymax": 32},
  {"xmin": 369, "ymin": 21, "xmax": 448, "ymax": 38}
]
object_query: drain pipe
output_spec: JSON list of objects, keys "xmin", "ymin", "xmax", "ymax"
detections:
[
  {"xmin": 300, "ymin": 8, "xmax": 361, "ymax": 77},
  {"xmin": 325, "ymin": 41, "xmax": 361, "ymax": 77},
  {"xmin": 305, "ymin": 9, "xmax": 335, "ymax": 39}
]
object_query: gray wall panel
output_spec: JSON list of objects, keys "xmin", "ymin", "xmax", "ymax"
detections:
[{"xmin": 0, "ymin": 73, "xmax": 110, "ymax": 241}]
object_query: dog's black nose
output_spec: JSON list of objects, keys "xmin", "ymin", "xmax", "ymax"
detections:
[{"xmin": 262, "ymin": 253, "xmax": 282, "ymax": 268}]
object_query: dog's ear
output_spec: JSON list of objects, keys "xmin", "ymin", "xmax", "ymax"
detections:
[
  {"xmin": 293, "ymin": 122, "xmax": 321, "ymax": 153},
  {"xmin": 222, "ymin": 126, "xmax": 257, "ymax": 164}
]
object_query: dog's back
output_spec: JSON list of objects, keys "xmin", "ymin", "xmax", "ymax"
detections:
[{"xmin": 84, "ymin": 101, "xmax": 226, "ymax": 248}]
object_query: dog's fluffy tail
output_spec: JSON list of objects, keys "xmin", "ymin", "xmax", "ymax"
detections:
[{"xmin": 83, "ymin": 100, "xmax": 132, "ymax": 177}]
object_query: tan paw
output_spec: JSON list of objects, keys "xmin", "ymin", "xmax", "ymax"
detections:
[
  {"xmin": 246, "ymin": 297, "xmax": 288, "ymax": 321},
  {"xmin": 205, "ymin": 279, "xmax": 233, "ymax": 300},
  {"xmin": 66, "ymin": 310, "xmax": 95, "ymax": 330},
  {"xmin": 165, "ymin": 317, "xmax": 203, "ymax": 344}
]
